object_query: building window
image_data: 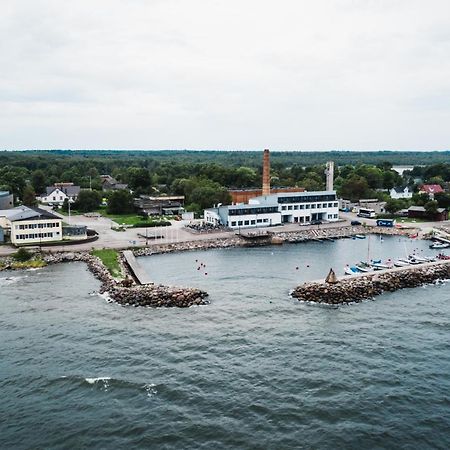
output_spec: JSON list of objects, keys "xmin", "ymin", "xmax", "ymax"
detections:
[
  {"xmin": 311, "ymin": 204, "xmax": 316, "ymax": 209},
  {"xmin": 257, "ymin": 219, "xmax": 262, "ymax": 223},
  {"xmin": 306, "ymin": 204, "xmax": 310, "ymax": 209},
  {"xmin": 294, "ymin": 205, "xmax": 298, "ymax": 210},
  {"xmin": 244, "ymin": 220, "xmax": 249, "ymax": 225},
  {"xmin": 251, "ymin": 220, "xmax": 256, "ymax": 225},
  {"xmin": 281, "ymin": 206, "xmax": 287, "ymax": 210},
  {"xmin": 288, "ymin": 205, "xmax": 292, "ymax": 210},
  {"xmin": 231, "ymin": 221, "xmax": 236, "ymax": 226},
  {"xmin": 238, "ymin": 221, "xmax": 243, "ymax": 226},
  {"xmin": 300, "ymin": 205, "xmax": 305, "ymax": 209}
]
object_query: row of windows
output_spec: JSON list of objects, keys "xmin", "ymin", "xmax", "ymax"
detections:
[
  {"xmin": 281, "ymin": 202, "xmax": 338, "ymax": 211},
  {"xmin": 228, "ymin": 207, "xmax": 278, "ymax": 216},
  {"xmin": 328, "ymin": 214, "xmax": 339, "ymax": 219},
  {"xmin": 230, "ymin": 218, "xmax": 270, "ymax": 226},
  {"xmin": 15, "ymin": 222, "xmax": 59, "ymax": 230},
  {"xmin": 15, "ymin": 232, "xmax": 59, "ymax": 240},
  {"xmin": 278, "ymin": 194, "xmax": 336, "ymax": 204}
]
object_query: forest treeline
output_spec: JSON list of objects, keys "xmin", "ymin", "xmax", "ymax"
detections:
[{"xmin": 1, "ymin": 150, "xmax": 449, "ymax": 214}]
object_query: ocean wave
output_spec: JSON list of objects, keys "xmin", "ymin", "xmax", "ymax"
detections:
[
  {"xmin": 57, "ymin": 375, "xmax": 158, "ymax": 397},
  {"xmin": 0, "ymin": 275, "xmax": 28, "ymax": 285}
]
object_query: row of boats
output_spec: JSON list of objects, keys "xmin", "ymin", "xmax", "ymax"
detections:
[{"xmin": 344, "ymin": 253, "xmax": 449, "ymax": 275}]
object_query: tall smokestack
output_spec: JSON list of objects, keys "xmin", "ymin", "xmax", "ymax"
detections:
[
  {"xmin": 325, "ymin": 161, "xmax": 334, "ymax": 191},
  {"xmin": 262, "ymin": 149, "xmax": 270, "ymax": 196}
]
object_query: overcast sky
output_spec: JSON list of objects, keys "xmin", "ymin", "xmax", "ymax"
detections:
[{"xmin": 1, "ymin": 0, "xmax": 450, "ymax": 150}]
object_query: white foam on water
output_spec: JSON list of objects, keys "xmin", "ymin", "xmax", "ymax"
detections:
[
  {"xmin": 0, "ymin": 275, "xmax": 28, "ymax": 286},
  {"xmin": 85, "ymin": 377, "xmax": 111, "ymax": 384},
  {"xmin": 96, "ymin": 291, "xmax": 113, "ymax": 303},
  {"xmin": 143, "ymin": 383, "xmax": 157, "ymax": 397}
]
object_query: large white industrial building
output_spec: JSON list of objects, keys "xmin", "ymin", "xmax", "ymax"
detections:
[
  {"xmin": 204, "ymin": 191, "xmax": 339, "ymax": 229},
  {"xmin": 204, "ymin": 150, "xmax": 338, "ymax": 230}
]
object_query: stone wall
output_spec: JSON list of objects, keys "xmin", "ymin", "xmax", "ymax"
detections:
[{"xmin": 291, "ymin": 261, "xmax": 450, "ymax": 305}]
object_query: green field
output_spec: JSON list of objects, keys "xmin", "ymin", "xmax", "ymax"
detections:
[{"xmin": 91, "ymin": 249, "xmax": 122, "ymax": 278}]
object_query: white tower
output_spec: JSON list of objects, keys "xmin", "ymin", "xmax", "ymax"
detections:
[{"xmin": 325, "ymin": 161, "xmax": 334, "ymax": 191}]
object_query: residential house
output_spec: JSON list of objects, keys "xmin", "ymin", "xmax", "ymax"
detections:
[
  {"xmin": 419, "ymin": 184, "xmax": 444, "ymax": 199},
  {"xmin": 39, "ymin": 183, "xmax": 81, "ymax": 206},
  {"xmin": 389, "ymin": 187, "xmax": 412, "ymax": 199},
  {"xmin": 0, "ymin": 206, "xmax": 63, "ymax": 245},
  {"xmin": 100, "ymin": 175, "xmax": 128, "ymax": 191}
]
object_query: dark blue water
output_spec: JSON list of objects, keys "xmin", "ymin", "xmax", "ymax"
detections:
[{"xmin": 1, "ymin": 236, "xmax": 449, "ymax": 449}]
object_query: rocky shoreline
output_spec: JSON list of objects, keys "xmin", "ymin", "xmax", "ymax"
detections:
[
  {"xmin": 0, "ymin": 225, "xmax": 422, "ymax": 308},
  {"xmin": 291, "ymin": 261, "xmax": 450, "ymax": 305}
]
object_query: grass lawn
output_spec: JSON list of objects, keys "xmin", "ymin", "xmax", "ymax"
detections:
[{"xmin": 91, "ymin": 249, "xmax": 122, "ymax": 278}]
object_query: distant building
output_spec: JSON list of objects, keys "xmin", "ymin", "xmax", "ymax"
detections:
[
  {"xmin": 0, "ymin": 206, "xmax": 63, "ymax": 245},
  {"xmin": 419, "ymin": 184, "xmax": 444, "ymax": 199},
  {"xmin": 100, "ymin": 175, "xmax": 129, "ymax": 191},
  {"xmin": 205, "ymin": 191, "xmax": 339, "ymax": 229},
  {"xmin": 358, "ymin": 199, "xmax": 386, "ymax": 215},
  {"xmin": 408, "ymin": 206, "xmax": 448, "ymax": 222},
  {"xmin": 134, "ymin": 195, "xmax": 185, "ymax": 216},
  {"xmin": 39, "ymin": 183, "xmax": 81, "ymax": 206},
  {"xmin": 0, "ymin": 191, "xmax": 14, "ymax": 209},
  {"xmin": 389, "ymin": 187, "xmax": 412, "ymax": 200},
  {"xmin": 229, "ymin": 187, "xmax": 305, "ymax": 204}
]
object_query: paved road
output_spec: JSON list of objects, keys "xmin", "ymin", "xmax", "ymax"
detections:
[{"xmin": 1, "ymin": 211, "xmax": 448, "ymax": 257}]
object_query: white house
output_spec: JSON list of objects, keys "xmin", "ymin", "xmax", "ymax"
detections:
[
  {"xmin": 205, "ymin": 191, "xmax": 339, "ymax": 229},
  {"xmin": 39, "ymin": 184, "xmax": 81, "ymax": 206},
  {"xmin": 389, "ymin": 187, "xmax": 412, "ymax": 199},
  {"xmin": 0, "ymin": 206, "xmax": 63, "ymax": 245}
]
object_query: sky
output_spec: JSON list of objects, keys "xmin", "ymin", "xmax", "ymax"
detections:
[{"xmin": 1, "ymin": 0, "xmax": 450, "ymax": 151}]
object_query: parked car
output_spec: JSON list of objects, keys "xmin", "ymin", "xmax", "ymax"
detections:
[
  {"xmin": 311, "ymin": 219, "xmax": 322, "ymax": 225},
  {"xmin": 351, "ymin": 220, "xmax": 361, "ymax": 226}
]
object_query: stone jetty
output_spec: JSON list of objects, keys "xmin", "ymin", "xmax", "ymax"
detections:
[{"xmin": 291, "ymin": 261, "xmax": 450, "ymax": 305}]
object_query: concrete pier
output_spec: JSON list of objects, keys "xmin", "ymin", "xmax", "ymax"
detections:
[{"xmin": 122, "ymin": 250, "xmax": 153, "ymax": 285}]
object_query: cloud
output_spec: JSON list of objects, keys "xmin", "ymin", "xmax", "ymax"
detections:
[{"xmin": 1, "ymin": 0, "xmax": 450, "ymax": 150}]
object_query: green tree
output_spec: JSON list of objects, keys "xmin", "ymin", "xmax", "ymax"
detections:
[
  {"xmin": 22, "ymin": 185, "xmax": 37, "ymax": 207},
  {"xmin": 339, "ymin": 175, "xmax": 371, "ymax": 202},
  {"xmin": 127, "ymin": 167, "xmax": 152, "ymax": 192},
  {"xmin": 424, "ymin": 200, "xmax": 439, "ymax": 216},
  {"xmin": 107, "ymin": 189, "xmax": 135, "ymax": 214},
  {"xmin": 74, "ymin": 190, "xmax": 101, "ymax": 212},
  {"xmin": 31, "ymin": 169, "xmax": 47, "ymax": 195},
  {"xmin": 434, "ymin": 192, "xmax": 450, "ymax": 209}
]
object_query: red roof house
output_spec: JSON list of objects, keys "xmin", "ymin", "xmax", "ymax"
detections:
[{"xmin": 419, "ymin": 184, "xmax": 444, "ymax": 199}]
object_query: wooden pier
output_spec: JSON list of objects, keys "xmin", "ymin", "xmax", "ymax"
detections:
[{"xmin": 123, "ymin": 250, "xmax": 153, "ymax": 285}]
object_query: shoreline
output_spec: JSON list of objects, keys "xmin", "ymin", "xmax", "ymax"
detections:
[{"xmin": 1, "ymin": 224, "xmax": 437, "ymax": 308}]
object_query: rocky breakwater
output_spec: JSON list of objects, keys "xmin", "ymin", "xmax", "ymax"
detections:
[
  {"xmin": 277, "ymin": 224, "xmax": 415, "ymax": 244},
  {"xmin": 134, "ymin": 236, "xmax": 244, "ymax": 257},
  {"xmin": 105, "ymin": 284, "xmax": 208, "ymax": 308},
  {"xmin": 292, "ymin": 261, "xmax": 450, "ymax": 305}
]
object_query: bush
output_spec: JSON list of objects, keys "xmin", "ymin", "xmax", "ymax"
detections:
[
  {"xmin": 130, "ymin": 221, "xmax": 171, "ymax": 228},
  {"xmin": 13, "ymin": 247, "xmax": 33, "ymax": 262}
]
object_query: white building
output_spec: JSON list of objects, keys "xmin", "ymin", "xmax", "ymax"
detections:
[
  {"xmin": 205, "ymin": 191, "xmax": 339, "ymax": 229},
  {"xmin": 39, "ymin": 184, "xmax": 81, "ymax": 206},
  {"xmin": 0, "ymin": 206, "xmax": 63, "ymax": 245},
  {"xmin": 389, "ymin": 187, "xmax": 412, "ymax": 199}
]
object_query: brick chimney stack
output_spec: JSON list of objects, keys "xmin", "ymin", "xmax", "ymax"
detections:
[{"xmin": 262, "ymin": 149, "xmax": 270, "ymax": 196}]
